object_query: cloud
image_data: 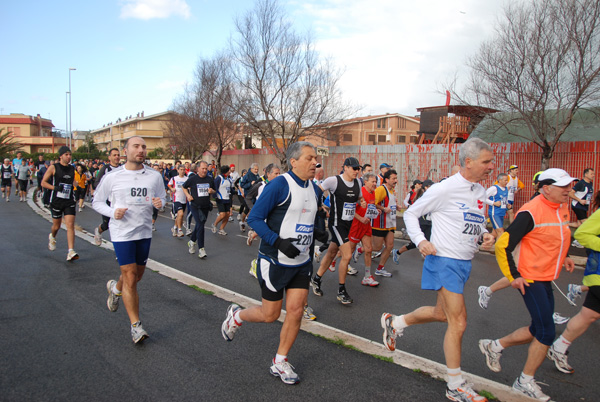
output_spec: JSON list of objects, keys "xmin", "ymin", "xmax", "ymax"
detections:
[{"xmin": 120, "ymin": 0, "xmax": 191, "ymax": 20}]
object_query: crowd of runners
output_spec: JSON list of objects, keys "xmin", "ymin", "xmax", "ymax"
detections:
[{"xmin": 3, "ymin": 136, "xmax": 599, "ymax": 402}]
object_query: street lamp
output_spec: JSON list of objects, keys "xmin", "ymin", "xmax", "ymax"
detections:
[
  {"xmin": 68, "ymin": 67, "xmax": 76, "ymax": 148},
  {"xmin": 65, "ymin": 92, "xmax": 69, "ymax": 148}
]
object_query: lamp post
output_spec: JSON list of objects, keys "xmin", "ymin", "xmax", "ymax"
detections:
[
  {"xmin": 68, "ymin": 68, "xmax": 76, "ymax": 149},
  {"xmin": 65, "ymin": 92, "xmax": 69, "ymax": 148}
]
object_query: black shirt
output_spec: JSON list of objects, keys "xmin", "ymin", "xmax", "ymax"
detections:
[{"xmin": 183, "ymin": 175, "xmax": 215, "ymax": 209}]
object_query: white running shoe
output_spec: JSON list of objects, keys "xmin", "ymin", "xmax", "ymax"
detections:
[
  {"xmin": 314, "ymin": 248, "xmax": 322, "ymax": 262},
  {"xmin": 303, "ymin": 305, "xmax": 316, "ymax": 321},
  {"xmin": 185, "ymin": 228, "xmax": 193, "ymax": 236},
  {"xmin": 218, "ymin": 229, "xmax": 227, "ymax": 236},
  {"xmin": 239, "ymin": 221, "xmax": 246, "ymax": 232},
  {"xmin": 211, "ymin": 224, "xmax": 217, "ymax": 234},
  {"xmin": 221, "ymin": 303, "xmax": 242, "ymax": 341},
  {"xmin": 479, "ymin": 339, "xmax": 502, "ymax": 372},
  {"xmin": 171, "ymin": 227, "xmax": 177, "ymax": 237},
  {"xmin": 446, "ymin": 382, "xmax": 487, "ymax": 402},
  {"xmin": 270, "ymin": 358, "xmax": 300, "ymax": 385},
  {"xmin": 94, "ymin": 227, "xmax": 102, "ymax": 246},
  {"xmin": 571, "ymin": 240, "xmax": 584, "ymax": 248},
  {"xmin": 347, "ymin": 265, "xmax": 358, "ymax": 275},
  {"xmin": 228, "ymin": 216, "xmax": 234, "ymax": 222},
  {"xmin": 553, "ymin": 312, "xmax": 570, "ymax": 325},
  {"xmin": 547, "ymin": 344, "xmax": 574, "ymax": 374},
  {"xmin": 188, "ymin": 240, "xmax": 197, "ymax": 254},
  {"xmin": 247, "ymin": 231, "xmax": 255, "ymax": 246},
  {"xmin": 374, "ymin": 268, "xmax": 392, "ymax": 277},
  {"xmin": 478, "ymin": 286, "xmax": 491, "ymax": 309},
  {"xmin": 198, "ymin": 248, "xmax": 207, "ymax": 259},
  {"xmin": 361, "ymin": 276, "xmax": 379, "ymax": 287},
  {"xmin": 106, "ymin": 280, "xmax": 120, "ymax": 312},
  {"xmin": 380, "ymin": 313, "xmax": 400, "ymax": 351},
  {"xmin": 249, "ymin": 258, "xmax": 257, "ymax": 277},
  {"xmin": 131, "ymin": 321, "xmax": 149, "ymax": 344},
  {"xmin": 512, "ymin": 377, "xmax": 551, "ymax": 401},
  {"xmin": 372, "ymin": 250, "xmax": 382, "ymax": 259},
  {"xmin": 177, "ymin": 229, "xmax": 184, "ymax": 237},
  {"xmin": 236, "ymin": 214, "xmax": 242, "ymax": 221},
  {"xmin": 48, "ymin": 233, "xmax": 56, "ymax": 251},
  {"xmin": 567, "ymin": 284, "xmax": 582, "ymax": 305},
  {"xmin": 328, "ymin": 261, "xmax": 336, "ymax": 272},
  {"xmin": 66, "ymin": 249, "xmax": 79, "ymax": 261},
  {"xmin": 152, "ymin": 223, "xmax": 156, "ymax": 231},
  {"xmin": 352, "ymin": 247, "xmax": 361, "ymax": 263}
]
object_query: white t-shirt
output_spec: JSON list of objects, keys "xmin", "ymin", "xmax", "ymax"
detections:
[
  {"xmin": 93, "ymin": 165, "xmax": 166, "ymax": 242},
  {"xmin": 404, "ymin": 172, "xmax": 487, "ymax": 260},
  {"xmin": 168, "ymin": 174, "xmax": 188, "ymax": 203}
]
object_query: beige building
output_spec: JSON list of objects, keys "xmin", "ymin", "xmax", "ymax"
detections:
[
  {"xmin": 91, "ymin": 111, "xmax": 173, "ymax": 152},
  {"xmin": 0, "ymin": 113, "xmax": 65, "ymax": 154}
]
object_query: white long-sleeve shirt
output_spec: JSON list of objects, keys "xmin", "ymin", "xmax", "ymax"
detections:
[
  {"xmin": 403, "ymin": 172, "xmax": 487, "ymax": 261},
  {"xmin": 93, "ymin": 165, "xmax": 166, "ymax": 242}
]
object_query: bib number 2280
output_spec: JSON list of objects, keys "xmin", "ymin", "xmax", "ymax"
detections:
[{"xmin": 462, "ymin": 222, "xmax": 482, "ymax": 236}]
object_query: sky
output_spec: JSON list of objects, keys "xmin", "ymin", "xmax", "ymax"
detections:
[{"xmin": 1, "ymin": 0, "xmax": 506, "ymax": 133}]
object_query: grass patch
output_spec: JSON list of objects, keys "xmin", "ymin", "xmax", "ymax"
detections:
[
  {"xmin": 373, "ymin": 354, "xmax": 393, "ymax": 363},
  {"xmin": 477, "ymin": 390, "xmax": 497, "ymax": 400},
  {"xmin": 413, "ymin": 368, "xmax": 422, "ymax": 373},
  {"xmin": 188, "ymin": 285, "xmax": 214, "ymax": 295}
]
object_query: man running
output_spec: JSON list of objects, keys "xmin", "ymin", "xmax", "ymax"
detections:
[
  {"xmin": 92, "ymin": 136, "xmax": 166, "ymax": 343},
  {"xmin": 182, "ymin": 161, "xmax": 215, "ymax": 259},
  {"xmin": 42, "ymin": 146, "xmax": 79, "ymax": 261},
  {"xmin": 479, "ymin": 168, "xmax": 576, "ymax": 401},
  {"xmin": 506, "ymin": 165, "xmax": 524, "ymax": 223},
  {"xmin": 311, "ymin": 157, "xmax": 362, "ymax": 305},
  {"xmin": 371, "ymin": 169, "xmax": 399, "ymax": 278},
  {"xmin": 569, "ymin": 168, "xmax": 594, "ymax": 234},
  {"xmin": 486, "ymin": 173, "xmax": 511, "ymax": 239},
  {"xmin": 168, "ymin": 165, "xmax": 188, "ymax": 237},
  {"xmin": 1, "ymin": 158, "xmax": 13, "ymax": 202},
  {"xmin": 212, "ymin": 165, "xmax": 233, "ymax": 235},
  {"xmin": 221, "ymin": 141, "xmax": 321, "ymax": 384},
  {"xmin": 15, "ymin": 159, "xmax": 33, "ymax": 202},
  {"xmin": 380, "ymin": 138, "xmax": 495, "ymax": 402},
  {"xmin": 93, "ymin": 148, "xmax": 121, "ymax": 246}
]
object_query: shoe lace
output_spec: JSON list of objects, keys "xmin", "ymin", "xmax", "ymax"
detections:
[{"xmin": 278, "ymin": 360, "xmax": 296, "ymax": 375}]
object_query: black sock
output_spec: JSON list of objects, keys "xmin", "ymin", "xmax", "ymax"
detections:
[
  {"xmin": 338, "ymin": 283, "xmax": 346, "ymax": 293},
  {"xmin": 314, "ymin": 274, "xmax": 322, "ymax": 282}
]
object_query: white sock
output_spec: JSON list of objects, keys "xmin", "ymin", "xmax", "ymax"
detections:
[
  {"xmin": 553, "ymin": 335, "xmax": 571, "ymax": 354},
  {"xmin": 519, "ymin": 372, "xmax": 534, "ymax": 383},
  {"xmin": 446, "ymin": 367, "xmax": 463, "ymax": 389},
  {"xmin": 112, "ymin": 283, "xmax": 122, "ymax": 296},
  {"xmin": 275, "ymin": 354, "xmax": 287, "ymax": 363},
  {"xmin": 392, "ymin": 315, "xmax": 408, "ymax": 330},
  {"xmin": 233, "ymin": 310, "xmax": 243, "ymax": 324},
  {"xmin": 485, "ymin": 287, "xmax": 493, "ymax": 296},
  {"xmin": 491, "ymin": 339, "xmax": 504, "ymax": 353}
]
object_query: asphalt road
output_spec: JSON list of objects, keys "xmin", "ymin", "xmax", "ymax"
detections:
[{"xmin": 2, "ymin": 192, "xmax": 597, "ymax": 401}]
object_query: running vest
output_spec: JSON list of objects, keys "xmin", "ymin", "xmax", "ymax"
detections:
[
  {"xmin": 50, "ymin": 163, "xmax": 76, "ymax": 204},
  {"xmin": 329, "ymin": 175, "xmax": 361, "ymax": 227},
  {"xmin": 1, "ymin": 165, "xmax": 12, "ymax": 180},
  {"xmin": 215, "ymin": 175, "xmax": 231, "ymax": 201},
  {"xmin": 373, "ymin": 185, "xmax": 397, "ymax": 229},
  {"xmin": 488, "ymin": 185, "xmax": 508, "ymax": 216}
]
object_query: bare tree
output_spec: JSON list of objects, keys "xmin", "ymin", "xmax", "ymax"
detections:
[
  {"xmin": 461, "ymin": 0, "xmax": 600, "ymax": 168},
  {"xmin": 228, "ymin": 0, "xmax": 354, "ymax": 167}
]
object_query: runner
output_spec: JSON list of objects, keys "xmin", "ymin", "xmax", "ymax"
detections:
[
  {"xmin": 212, "ymin": 165, "xmax": 233, "ymax": 235},
  {"xmin": 311, "ymin": 157, "xmax": 362, "ymax": 305},
  {"xmin": 486, "ymin": 173, "xmax": 511, "ymax": 239},
  {"xmin": 182, "ymin": 161, "xmax": 215, "ymax": 259},
  {"xmin": 506, "ymin": 165, "xmax": 525, "ymax": 223},
  {"xmin": 93, "ymin": 148, "xmax": 121, "ymax": 246},
  {"xmin": 547, "ymin": 203, "xmax": 600, "ymax": 374},
  {"xmin": 371, "ymin": 169, "xmax": 399, "ymax": 278},
  {"xmin": 74, "ymin": 164, "xmax": 88, "ymax": 212},
  {"xmin": 1, "ymin": 158, "xmax": 13, "ymax": 202},
  {"xmin": 221, "ymin": 141, "xmax": 321, "ymax": 384},
  {"xmin": 403, "ymin": 180, "xmax": 422, "ymax": 208},
  {"xmin": 92, "ymin": 136, "xmax": 166, "ymax": 343},
  {"xmin": 41, "ymin": 146, "xmax": 79, "ymax": 261},
  {"xmin": 479, "ymin": 168, "xmax": 576, "ymax": 401},
  {"xmin": 569, "ymin": 168, "xmax": 594, "ymax": 237},
  {"xmin": 12, "ymin": 152, "xmax": 22, "ymax": 197},
  {"xmin": 380, "ymin": 138, "xmax": 495, "ymax": 402},
  {"xmin": 15, "ymin": 159, "xmax": 33, "ymax": 202},
  {"xmin": 377, "ymin": 162, "xmax": 392, "ymax": 186},
  {"xmin": 167, "ymin": 165, "xmax": 188, "ymax": 238}
]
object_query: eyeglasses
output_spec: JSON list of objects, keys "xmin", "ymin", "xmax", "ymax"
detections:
[{"xmin": 351, "ymin": 166, "xmax": 360, "ymax": 171}]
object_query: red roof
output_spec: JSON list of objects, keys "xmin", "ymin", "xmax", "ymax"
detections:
[{"xmin": 0, "ymin": 117, "xmax": 55, "ymax": 128}]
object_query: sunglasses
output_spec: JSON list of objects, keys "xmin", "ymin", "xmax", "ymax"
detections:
[{"xmin": 351, "ymin": 166, "xmax": 360, "ymax": 171}]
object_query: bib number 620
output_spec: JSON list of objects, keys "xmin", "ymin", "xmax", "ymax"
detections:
[{"xmin": 131, "ymin": 188, "xmax": 148, "ymax": 197}]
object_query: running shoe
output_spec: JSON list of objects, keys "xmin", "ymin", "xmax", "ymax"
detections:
[
  {"xmin": 270, "ymin": 358, "xmax": 300, "ymax": 385},
  {"xmin": 237, "ymin": 214, "xmax": 242, "ymax": 221},
  {"xmin": 228, "ymin": 216, "xmax": 234, "ymax": 222},
  {"xmin": 567, "ymin": 284, "xmax": 582, "ymax": 305},
  {"xmin": 66, "ymin": 249, "xmax": 79, "ymax": 261},
  {"xmin": 392, "ymin": 248, "xmax": 401, "ymax": 265},
  {"xmin": 218, "ymin": 229, "xmax": 227, "ymax": 236},
  {"xmin": 170, "ymin": 210, "xmax": 175, "ymax": 219},
  {"xmin": 347, "ymin": 265, "xmax": 358, "ymax": 276},
  {"xmin": 310, "ymin": 276, "xmax": 323, "ymax": 297},
  {"xmin": 249, "ymin": 258, "xmax": 257, "ymax": 278},
  {"xmin": 171, "ymin": 227, "xmax": 177, "ymax": 237},
  {"xmin": 152, "ymin": 223, "xmax": 156, "ymax": 231},
  {"xmin": 78, "ymin": 207, "xmax": 82, "ymax": 212},
  {"xmin": 303, "ymin": 305, "xmax": 317, "ymax": 321},
  {"xmin": 478, "ymin": 339, "xmax": 502, "ymax": 372},
  {"xmin": 352, "ymin": 247, "xmax": 360, "ymax": 263},
  {"xmin": 361, "ymin": 275, "xmax": 379, "ymax": 287},
  {"xmin": 106, "ymin": 280, "xmax": 120, "ymax": 312},
  {"xmin": 446, "ymin": 382, "xmax": 488, "ymax": 402},
  {"xmin": 512, "ymin": 377, "xmax": 551, "ymax": 401},
  {"xmin": 329, "ymin": 260, "xmax": 336, "ymax": 272},
  {"xmin": 314, "ymin": 248, "xmax": 322, "ymax": 262},
  {"xmin": 239, "ymin": 221, "xmax": 246, "ymax": 232},
  {"xmin": 247, "ymin": 231, "xmax": 255, "ymax": 246},
  {"xmin": 547, "ymin": 344, "xmax": 574, "ymax": 374},
  {"xmin": 478, "ymin": 286, "xmax": 491, "ymax": 310},
  {"xmin": 198, "ymin": 248, "xmax": 207, "ymax": 259},
  {"xmin": 94, "ymin": 227, "xmax": 102, "ymax": 246},
  {"xmin": 553, "ymin": 312, "xmax": 570, "ymax": 325},
  {"xmin": 211, "ymin": 224, "xmax": 217, "ymax": 234},
  {"xmin": 571, "ymin": 239, "xmax": 584, "ymax": 248},
  {"xmin": 336, "ymin": 289, "xmax": 353, "ymax": 304},
  {"xmin": 372, "ymin": 250, "xmax": 382, "ymax": 259},
  {"xmin": 188, "ymin": 240, "xmax": 197, "ymax": 254},
  {"xmin": 185, "ymin": 228, "xmax": 193, "ymax": 236},
  {"xmin": 374, "ymin": 268, "xmax": 392, "ymax": 277},
  {"xmin": 380, "ymin": 313, "xmax": 400, "ymax": 351},
  {"xmin": 6, "ymin": 197, "xmax": 9, "ymax": 202},
  {"xmin": 177, "ymin": 229, "xmax": 184, "ymax": 237},
  {"xmin": 48, "ymin": 233, "xmax": 56, "ymax": 251},
  {"xmin": 221, "ymin": 303, "xmax": 242, "ymax": 341},
  {"xmin": 131, "ymin": 321, "xmax": 149, "ymax": 344}
]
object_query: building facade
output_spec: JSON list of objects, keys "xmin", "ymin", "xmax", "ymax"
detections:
[{"xmin": 0, "ymin": 113, "xmax": 64, "ymax": 154}]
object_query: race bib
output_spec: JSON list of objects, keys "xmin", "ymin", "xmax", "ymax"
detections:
[
  {"xmin": 294, "ymin": 223, "xmax": 314, "ymax": 254},
  {"xmin": 57, "ymin": 184, "xmax": 72, "ymax": 199},
  {"xmin": 586, "ymin": 192, "xmax": 592, "ymax": 203},
  {"xmin": 3, "ymin": 171, "xmax": 10, "ymax": 179},
  {"xmin": 461, "ymin": 212, "xmax": 485, "ymax": 244},
  {"xmin": 197, "ymin": 183, "xmax": 209, "ymax": 197},
  {"xmin": 126, "ymin": 187, "xmax": 151, "ymax": 205},
  {"xmin": 500, "ymin": 197, "xmax": 507, "ymax": 209},
  {"xmin": 342, "ymin": 202, "xmax": 356, "ymax": 221},
  {"xmin": 390, "ymin": 205, "xmax": 397, "ymax": 221},
  {"xmin": 364, "ymin": 204, "xmax": 379, "ymax": 219}
]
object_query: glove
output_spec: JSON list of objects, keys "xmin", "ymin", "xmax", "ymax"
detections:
[
  {"xmin": 314, "ymin": 228, "xmax": 328, "ymax": 244},
  {"xmin": 274, "ymin": 237, "xmax": 300, "ymax": 259}
]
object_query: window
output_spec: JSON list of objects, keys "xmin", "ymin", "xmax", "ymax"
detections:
[
  {"xmin": 398, "ymin": 119, "xmax": 406, "ymax": 129},
  {"xmin": 377, "ymin": 118, "xmax": 386, "ymax": 129},
  {"xmin": 396, "ymin": 135, "xmax": 406, "ymax": 143},
  {"xmin": 410, "ymin": 136, "xmax": 418, "ymax": 144},
  {"xmin": 368, "ymin": 134, "xmax": 376, "ymax": 143},
  {"xmin": 378, "ymin": 135, "xmax": 387, "ymax": 143},
  {"xmin": 343, "ymin": 134, "xmax": 353, "ymax": 142},
  {"xmin": 7, "ymin": 127, "xmax": 21, "ymax": 136}
]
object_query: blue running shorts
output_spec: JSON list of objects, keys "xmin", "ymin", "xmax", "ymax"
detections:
[
  {"xmin": 113, "ymin": 238, "xmax": 152, "ymax": 266},
  {"xmin": 421, "ymin": 255, "xmax": 472, "ymax": 294}
]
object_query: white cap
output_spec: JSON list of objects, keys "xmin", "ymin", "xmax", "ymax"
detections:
[{"xmin": 537, "ymin": 168, "xmax": 577, "ymax": 187}]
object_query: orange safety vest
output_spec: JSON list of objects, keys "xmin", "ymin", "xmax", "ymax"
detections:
[{"xmin": 513, "ymin": 195, "xmax": 570, "ymax": 281}]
